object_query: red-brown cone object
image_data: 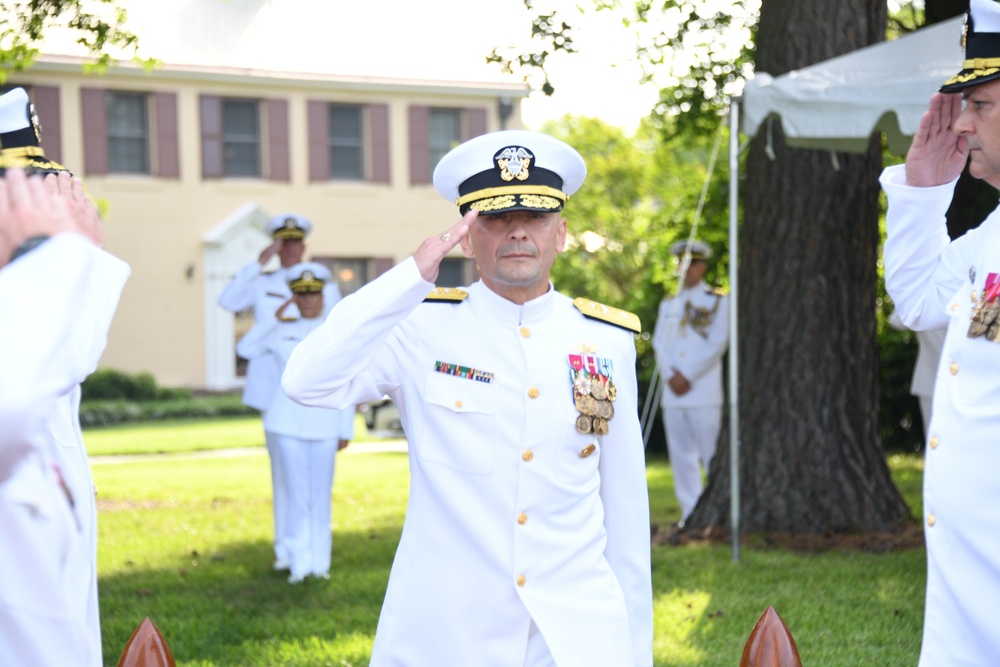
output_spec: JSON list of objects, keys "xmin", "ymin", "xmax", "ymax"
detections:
[
  {"xmin": 740, "ymin": 605, "xmax": 802, "ymax": 667},
  {"xmin": 117, "ymin": 617, "xmax": 176, "ymax": 667}
]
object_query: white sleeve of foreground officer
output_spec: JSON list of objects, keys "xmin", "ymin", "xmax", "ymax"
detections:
[
  {"xmin": 881, "ymin": 164, "xmax": 977, "ymax": 331},
  {"xmin": 0, "ymin": 234, "xmax": 130, "ymax": 480},
  {"xmin": 283, "ymin": 257, "xmax": 432, "ymax": 410},
  {"xmin": 598, "ymin": 336, "xmax": 654, "ymax": 666}
]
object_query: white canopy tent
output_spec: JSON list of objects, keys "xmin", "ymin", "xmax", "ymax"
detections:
[{"xmin": 722, "ymin": 18, "xmax": 964, "ymax": 558}]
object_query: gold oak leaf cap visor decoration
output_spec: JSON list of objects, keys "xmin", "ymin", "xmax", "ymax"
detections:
[{"xmin": 433, "ymin": 130, "xmax": 587, "ymax": 215}]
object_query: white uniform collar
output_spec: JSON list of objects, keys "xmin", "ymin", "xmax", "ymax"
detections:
[{"xmin": 467, "ymin": 280, "xmax": 558, "ymax": 326}]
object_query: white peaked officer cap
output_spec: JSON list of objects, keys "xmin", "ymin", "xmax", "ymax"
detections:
[
  {"xmin": 0, "ymin": 87, "xmax": 69, "ymax": 176},
  {"xmin": 266, "ymin": 213, "xmax": 313, "ymax": 241},
  {"xmin": 287, "ymin": 261, "xmax": 332, "ymax": 293},
  {"xmin": 941, "ymin": 0, "xmax": 1000, "ymax": 92},
  {"xmin": 670, "ymin": 240, "xmax": 713, "ymax": 261},
  {"xmin": 433, "ymin": 130, "xmax": 587, "ymax": 215}
]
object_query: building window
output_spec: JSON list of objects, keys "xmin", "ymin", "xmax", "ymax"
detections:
[
  {"xmin": 428, "ymin": 108, "xmax": 462, "ymax": 174},
  {"xmin": 106, "ymin": 92, "xmax": 149, "ymax": 174},
  {"xmin": 316, "ymin": 258, "xmax": 368, "ymax": 296},
  {"xmin": 329, "ymin": 104, "xmax": 364, "ymax": 180},
  {"xmin": 437, "ymin": 258, "xmax": 477, "ymax": 288},
  {"xmin": 222, "ymin": 99, "xmax": 260, "ymax": 177}
]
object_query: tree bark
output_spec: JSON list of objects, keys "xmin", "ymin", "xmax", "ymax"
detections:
[{"xmin": 687, "ymin": 0, "xmax": 911, "ymax": 533}]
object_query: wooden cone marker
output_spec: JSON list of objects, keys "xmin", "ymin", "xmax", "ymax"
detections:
[
  {"xmin": 117, "ymin": 617, "xmax": 176, "ymax": 667},
  {"xmin": 740, "ymin": 605, "xmax": 802, "ymax": 667}
]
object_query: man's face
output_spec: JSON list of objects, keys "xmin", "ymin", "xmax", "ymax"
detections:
[
  {"xmin": 956, "ymin": 79, "xmax": 1000, "ymax": 188},
  {"xmin": 460, "ymin": 209, "xmax": 566, "ymax": 299},
  {"xmin": 675, "ymin": 257, "xmax": 708, "ymax": 287},
  {"xmin": 278, "ymin": 239, "xmax": 305, "ymax": 268},
  {"xmin": 293, "ymin": 291, "xmax": 324, "ymax": 319}
]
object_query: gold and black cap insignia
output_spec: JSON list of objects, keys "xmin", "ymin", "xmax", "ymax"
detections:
[
  {"xmin": 941, "ymin": 0, "xmax": 1000, "ymax": 93},
  {"xmin": 267, "ymin": 213, "xmax": 312, "ymax": 240},
  {"xmin": 288, "ymin": 262, "xmax": 331, "ymax": 293},
  {"xmin": 0, "ymin": 88, "xmax": 71, "ymax": 177},
  {"xmin": 433, "ymin": 130, "xmax": 587, "ymax": 216}
]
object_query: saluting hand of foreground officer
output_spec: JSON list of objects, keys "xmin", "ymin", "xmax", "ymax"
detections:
[
  {"xmin": 0, "ymin": 168, "xmax": 103, "ymax": 269},
  {"xmin": 906, "ymin": 92, "xmax": 970, "ymax": 188},
  {"xmin": 412, "ymin": 208, "xmax": 478, "ymax": 283}
]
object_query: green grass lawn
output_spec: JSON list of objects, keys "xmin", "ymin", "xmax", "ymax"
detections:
[
  {"xmin": 89, "ymin": 422, "xmax": 926, "ymax": 666},
  {"xmin": 85, "ymin": 414, "xmax": 381, "ymax": 456}
]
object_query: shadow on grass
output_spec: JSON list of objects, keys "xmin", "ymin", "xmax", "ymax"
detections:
[{"xmin": 100, "ymin": 527, "xmax": 401, "ymax": 666}]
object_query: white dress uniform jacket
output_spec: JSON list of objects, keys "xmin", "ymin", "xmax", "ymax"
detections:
[
  {"xmin": 0, "ymin": 233, "xmax": 130, "ymax": 667},
  {"xmin": 651, "ymin": 282, "xmax": 729, "ymax": 409},
  {"xmin": 219, "ymin": 262, "xmax": 341, "ymax": 410},
  {"xmin": 882, "ymin": 163, "xmax": 1000, "ymax": 666},
  {"xmin": 283, "ymin": 258, "xmax": 653, "ymax": 667}
]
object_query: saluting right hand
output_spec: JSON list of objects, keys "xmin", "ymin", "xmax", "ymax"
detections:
[
  {"xmin": 905, "ymin": 92, "xmax": 969, "ymax": 188},
  {"xmin": 412, "ymin": 208, "xmax": 478, "ymax": 283},
  {"xmin": 0, "ymin": 168, "xmax": 75, "ymax": 269},
  {"xmin": 259, "ymin": 238, "xmax": 282, "ymax": 266}
]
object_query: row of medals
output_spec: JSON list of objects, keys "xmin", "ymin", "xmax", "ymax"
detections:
[
  {"xmin": 968, "ymin": 285, "xmax": 1000, "ymax": 342},
  {"xmin": 573, "ymin": 372, "xmax": 617, "ymax": 435}
]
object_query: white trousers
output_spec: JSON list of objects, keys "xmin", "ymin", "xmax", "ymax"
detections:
[
  {"xmin": 274, "ymin": 435, "xmax": 338, "ymax": 579},
  {"xmin": 663, "ymin": 406, "xmax": 722, "ymax": 520},
  {"xmin": 264, "ymin": 429, "xmax": 289, "ymax": 565}
]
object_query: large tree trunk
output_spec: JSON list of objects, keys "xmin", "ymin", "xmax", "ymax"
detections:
[{"xmin": 687, "ymin": 0, "xmax": 910, "ymax": 533}]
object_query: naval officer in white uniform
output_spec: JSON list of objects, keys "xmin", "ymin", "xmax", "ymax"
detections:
[
  {"xmin": 237, "ymin": 262, "xmax": 354, "ymax": 583},
  {"xmin": 283, "ymin": 130, "xmax": 653, "ymax": 666},
  {"xmin": 882, "ymin": 1, "xmax": 1000, "ymax": 663},
  {"xmin": 0, "ymin": 92, "xmax": 129, "ymax": 667},
  {"xmin": 219, "ymin": 213, "xmax": 341, "ymax": 570},
  {"xmin": 651, "ymin": 240, "xmax": 729, "ymax": 522}
]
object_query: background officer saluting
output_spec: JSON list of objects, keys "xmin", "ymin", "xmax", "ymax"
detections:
[
  {"xmin": 651, "ymin": 240, "xmax": 729, "ymax": 524},
  {"xmin": 237, "ymin": 262, "xmax": 353, "ymax": 584},
  {"xmin": 218, "ymin": 213, "xmax": 341, "ymax": 572},
  {"xmin": 283, "ymin": 130, "xmax": 653, "ymax": 666},
  {"xmin": 882, "ymin": 0, "xmax": 1000, "ymax": 663}
]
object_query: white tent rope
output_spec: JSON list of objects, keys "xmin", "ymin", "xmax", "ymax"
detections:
[{"xmin": 641, "ymin": 115, "xmax": 726, "ymax": 449}]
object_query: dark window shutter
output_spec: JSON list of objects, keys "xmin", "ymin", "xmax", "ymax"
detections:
[
  {"xmin": 200, "ymin": 95, "xmax": 223, "ymax": 178},
  {"xmin": 80, "ymin": 87, "xmax": 108, "ymax": 176},
  {"xmin": 408, "ymin": 105, "xmax": 430, "ymax": 185},
  {"xmin": 32, "ymin": 86, "xmax": 62, "ymax": 164},
  {"xmin": 465, "ymin": 107, "xmax": 487, "ymax": 140},
  {"xmin": 372, "ymin": 256, "xmax": 395, "ymax": 278},
  {"xmin": 267, "ymin": 98, "xmax": 290, "ymax": 182},
  {"xmin": 154, "ymin": 92, "xmax": 179, "ymax": 178},
  {"xmin": 369, "ymin": 103, "xmax": 390, "ymax": 184},
  {"xmin": 307, "ymin": 100, "xmax": 329, "ymax": 182}
]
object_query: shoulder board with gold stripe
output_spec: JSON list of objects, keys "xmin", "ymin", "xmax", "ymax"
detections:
[
  {"xmin": 706, "ymin": 286, "xmax": 728, "ymax": 296},
  {"xmin": 265, "ymin": 291, "xmax": 286, "ymax": 298},
  {"xmin": 278, "ymin": 315, "xmax": 299, "ymax": 323},
  {"xmin": 424, "ymin": 287, "xmax": 469, "ymax": 303},
  {"xmin": 573, "ymin": 297, "xmax": 641, "ymax": 333}
]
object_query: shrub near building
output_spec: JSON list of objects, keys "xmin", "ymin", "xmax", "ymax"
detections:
[{"xmin": 80, "ymin": 369, "xmax": 256, "ymax": 427}]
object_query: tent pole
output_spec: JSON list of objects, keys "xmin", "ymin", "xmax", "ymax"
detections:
[{"xmin": 728, "ymin": 99, "xmax": 741, "ymax": 562}]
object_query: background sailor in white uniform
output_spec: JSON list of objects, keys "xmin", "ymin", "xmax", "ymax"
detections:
[
  {"xmin": 218, "ymin": 213, "xmax": 341, "ymax": 570},
  {"xmin": 651, "ymin": 240, "xmax": 729, "ymax": 523},
  {"xmin": 283, "ymin": 130, "xmax": 653, "ymax": 666},
  {"xmin": 237, "ymin": 262, "xmax": 353, "ymax": 583}
]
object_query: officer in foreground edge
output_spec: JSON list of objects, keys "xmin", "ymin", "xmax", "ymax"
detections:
[
  {"xmin": 882, "ymin": 0, "xmax": 1000, "ymax": 663},
  {"xmin": 283, "ymin": 130, "xmax": 653, "ymax": 666}
]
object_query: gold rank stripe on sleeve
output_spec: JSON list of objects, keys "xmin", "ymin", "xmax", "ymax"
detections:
[
  {"xmin": 423, "ymin": 287, "xmax": 469, "ymax": 303},
  {"xmin": 572, "ymin": 298, "xmax": 641, "ymax": 333}
]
